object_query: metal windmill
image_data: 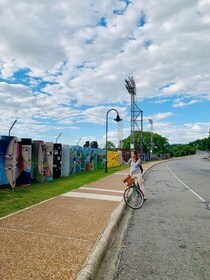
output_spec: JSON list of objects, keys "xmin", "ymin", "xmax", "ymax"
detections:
[{"xmin": 125, "ymin": 77, "xmax": 143, "ymax": 153}]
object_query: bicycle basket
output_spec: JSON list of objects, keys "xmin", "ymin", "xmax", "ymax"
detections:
[{"xmin": 123, "ymin": 175, "xmax": 133, "ymax": 186}]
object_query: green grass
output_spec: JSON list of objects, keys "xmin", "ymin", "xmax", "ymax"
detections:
[{"xmin": 0, "ymin": 165, "xmax": 127, "ymax": 218}]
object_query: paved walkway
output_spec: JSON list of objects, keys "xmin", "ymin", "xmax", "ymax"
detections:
[{"xmin": 0, "ymin": 163, "xmax": 155, "ymax": 280}]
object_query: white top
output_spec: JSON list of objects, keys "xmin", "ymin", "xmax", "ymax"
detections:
[{"xmin": 124, "ymin": 158, "xmax": 142, "ymax": 175}]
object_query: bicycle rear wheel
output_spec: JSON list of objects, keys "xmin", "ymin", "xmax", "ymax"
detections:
[{"xmin": 124, "ymin": 186, "xmax": 144, "ymax": 209}]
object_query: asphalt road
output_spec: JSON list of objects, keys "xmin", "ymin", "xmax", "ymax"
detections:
[{"xmin": 116, "ymin": 156, "xmax": 210, "ymax": 280}]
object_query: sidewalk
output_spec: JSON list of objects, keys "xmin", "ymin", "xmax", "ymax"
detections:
[{"xmin": 0, "ymin": 162, "xmax": 156, "ymax": 280}]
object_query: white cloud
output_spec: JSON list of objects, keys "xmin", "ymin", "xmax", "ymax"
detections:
[
  {"xmin": 0, "ymin": 0, "xmax": 210, "ymax": 144},
  {"xmin": 146, "ymin": 112, "xmax": 174, "ymax": 121},
  {"xmin": 152, "ymin": 121, "xmax": 210, "ymax": 144},
  {"xmin": 173, "ymin": 99, "xmax": 202, "ymax": 108}
]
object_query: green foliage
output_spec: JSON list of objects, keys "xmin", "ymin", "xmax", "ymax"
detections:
[
  {"xmin": 123, "ymin": 131, "xmax": 170, "ymax": 154},
  {"xmin": 104, "ymin": 141, "xmax": 116, "ymax": 150},
  {"xmin": 122, "ymin": 131, "xmax": 210, "ymax": 157},
  {"xmin": 122, "ymin": 135, "xmax": 131, "ymax": 150},
  {"xmin": 189, "ymin": 137, "xmax": 210, "ymax": 151},
  {"xmin": 170, "ymin": 144, "xmax": 196, "ymax": 157}
]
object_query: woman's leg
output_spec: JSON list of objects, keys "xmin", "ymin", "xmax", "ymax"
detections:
[{"xmin": 137, "ymin": 173, "xmax": 146, "ymax": 196}]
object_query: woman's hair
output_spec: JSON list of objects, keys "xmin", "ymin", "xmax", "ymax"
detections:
[{"xmin": 131, "ymin": 150, "xmax": 139, "ymax": 160}]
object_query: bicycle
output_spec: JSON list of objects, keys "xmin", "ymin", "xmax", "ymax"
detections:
[{"xmin": 123, "ymin": 175, "xmax": 144, "ymax": 209}]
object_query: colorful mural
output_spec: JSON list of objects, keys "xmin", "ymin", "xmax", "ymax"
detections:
[
  {"xmin": 0, "ymin": 139, "xmax": 6, "ymax": 186},
  {"xmin": 31, "ymin": 140, "xmax": 44, "ymax": 182},
  {"xmin": 69, "ymin": 147, "xmax": 106, "ymax": 174},
  {"xmin": 96, "ymin": 149, "xmax": 106, "ymax": 170},
  {"xmin": 53, "ymin": 143, "xmax": 62, "ymax": 179},
  {"xmin": 43, "ymin": 142, "xmax": 53, "ymax": 181},
  {"xmin": 70, "ymin": 146, "xmax": 85, "ymax": 174},
  {"xmin": 0, "ymin": 136, "xmax": 18, "ymax": 189},
  {"xmin": 0, "ymin": 136, "xmax": 120, "ymax": 189},
  {"xmin": 16, "ymin": 138, "xmax": 32, "ymax": 186},
  {"xmin": 107, "ymin": 151, "xmax": 122, "ymax": 168}
]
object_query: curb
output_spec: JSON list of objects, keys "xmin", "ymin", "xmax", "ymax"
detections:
[
  {"xmin": 76, "ymin": 198, "xmax": 127, "ymax": 280},
  {"xmin": 76, "ymin": 161, "xmax": 162, "ymax": 280}
]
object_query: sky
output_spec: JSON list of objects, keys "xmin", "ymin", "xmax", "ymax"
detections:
[{"xmin": 0, "ymin": 0, "xmax": 210, "ymax": 147}]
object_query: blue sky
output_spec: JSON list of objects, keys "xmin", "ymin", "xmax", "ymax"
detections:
[{"xmin": 0, "ymin": 0, "xmax": 210, "ymax": 147}]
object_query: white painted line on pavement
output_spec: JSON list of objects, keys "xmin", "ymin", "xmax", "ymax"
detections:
[
  {"xmin": 115, "ymin": 172, "xmax": 129, "ymax": 175},
  {"xmin": 0, "ymin": 227, "xmax": 92, "ymax": 243},
  {"xmin": 62, "ymin": 192, "xmax": 122, "ymax": 201},
  {"xmin": 80, "ymin": 187, "xmax": 124, "ymax": 193},
  {"xmin": 167, "ymin": 164, "xmax": 205, "ymax": 202}
]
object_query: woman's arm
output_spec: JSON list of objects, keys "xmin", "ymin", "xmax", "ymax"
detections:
[{"xmin": 123, "ymin": 158, "xmax": 131, "ymax": 165}]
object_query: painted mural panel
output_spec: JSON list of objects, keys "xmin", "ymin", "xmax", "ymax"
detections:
[
  {"xmin": 0, "ymin": 136, "xmax": 18, "ymax": 188},
  {"xmin": 43, "ymin": 142, "xmax": 53, "ymax": 181},
  {"xmin": 0, "ymin": 139, "xmax": 6, "ymax": 186},
  {"xmin": 16, "ymin": 138, "xmax": 32, "ymax": 186},
  {"xmin": 0, "ymin": 138, "xmax": 107, "ymax": 189},
  {"xmin": 95, "ymin": 149, "xmax": 105, "ymax": 170},
  {"xmin": 31, "ymin": 140, "xmax": 44, "ymax": 182},
  {"xmin": 53, "ymin": 143, "xmax": 62, "ymax": 179},
  {"xmin": 61, "ymin": 144, "xmax": 70, "ymax": 177},
  {"xmin": 107, "ymin": 151, "xmax": 121, "ymax": 168},
  {"xmin": 83, "ymin": 147, "xmax": 98, "ymax": 171},
  {"xmin": 70, "ymin": 146, "xmax": 86, "ymax": 174},
  {"xmin": 85, "ymin": 147, "xmax": 94, "ymax": 171},
  {"xmin": 69, "ymin": 147, "xmax": 106, "ymax": 173}
]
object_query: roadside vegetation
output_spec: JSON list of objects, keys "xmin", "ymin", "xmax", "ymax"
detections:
[
  {"xmin": 0, "ymin": 165, "xmax": 126, "ymax": 218},
  {"xmin": 121, "ymin": 131, "xmax": 210, "ymax": 157}
]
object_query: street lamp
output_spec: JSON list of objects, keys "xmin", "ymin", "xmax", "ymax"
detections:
[
  {"xmin": 148, "ymin": 118, "xmax": 153, "ymax": 159},
  {"xmin": 76, "ymin": 138, "xmax": 82, "ymax": 146},
  {"xmin": 9, "ymin": 119, "xmax": 17, "ymax": 136},
  {"xmin": 56, "ymin": 132, "xmax": 62, "ymax": 143},
  {"xmin": 105, "ymin": 109, "xmax": 122, "ymax": 173}
]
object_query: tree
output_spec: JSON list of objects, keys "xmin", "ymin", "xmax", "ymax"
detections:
[
  {"xmin": 104, "ymin": 141, "xmax": 116, "ymax": 151},
  {"xmin": 83, "ymin": 141, "xmax": 90, "ymax": 147},
  {"xmin": 123, "ymin": 131, "xmax": 170, "ymax": 154},
  {"xmin": 171, "ymin": 144, "xmax": 196, "ymax": 157},
  {"xmin": 90, "ymin": 141, "xmax": 98, "ymax": 148}
]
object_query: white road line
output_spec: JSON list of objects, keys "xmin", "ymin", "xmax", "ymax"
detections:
[
  {"xmin": 80, "ymin": 187, "xmax": 124, "ymax": 193},
  {"xmin": 167, "ymin": 163, "xmax": 205, "ymax": 202},
  {"xmin": 0, "ymin": 227, "xmax": 92, "ymax": 243},
  {"xmin": 62, "ymin": 192, "xmax": 122, "ymax": 201},
  {"xmin": 115, "ymin": 172, "xmax": 129, "ymax": 175}
]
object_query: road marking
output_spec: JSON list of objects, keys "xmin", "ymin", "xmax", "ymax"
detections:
[
  {"xmin": 167, "ymin": 164, "xmax": 205, "ymax": 202},
  {"xmin": 62, "ymin": 192, "xmax": 122, "ymax": 201},
  {"xmin": 80, "ymin": 187, "xmax": 124, "ymax": 193},
  {"xmin": 0, "ymin": 227, "xmax": 92, "ymax": 243},
  {"xmin": 115, "ymin": 172, "xmax": 129, "ymax": 175}
]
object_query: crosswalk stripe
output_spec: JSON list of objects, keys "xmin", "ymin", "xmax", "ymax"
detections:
[
  {"xmin": 62, "ymin": 192, "xmax": 123, "ymax": 201},
  {"xmin": 80, "ymin": 187, "xmax": 124, "ymax": 193}
]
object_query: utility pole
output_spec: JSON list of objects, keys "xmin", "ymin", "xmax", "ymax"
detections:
[{"xmin": 148, "ymin": 118, "xmax": 153, "ymax": 159}]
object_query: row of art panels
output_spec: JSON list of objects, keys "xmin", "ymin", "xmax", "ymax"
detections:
[{"xmin": 0, "ymin": 136, "xmax": 122, "ymax": 189}]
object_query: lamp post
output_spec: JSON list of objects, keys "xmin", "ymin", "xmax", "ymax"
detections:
[
  {"xmin": 148, "ymin": 118, "xmax": 153, "ymax": 159},
  {"xmin": 105, "ymin": 109, "xmax": 122, "ymax": 173},
  {"xmin": 9, "ymin": 119, "xmax": 17, "ymax": 136},
  {"xmin": 56, "ymin": 132, "xmax": 62, "ymax": 143},
  {"xmin": 76, "ymin": 138, "xmax": 82, "ymax": 146}
]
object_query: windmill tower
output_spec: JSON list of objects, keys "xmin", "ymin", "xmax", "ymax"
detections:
[{"xmin": 125, "ymin": 77, "xmax": 143, "ymax": 153}]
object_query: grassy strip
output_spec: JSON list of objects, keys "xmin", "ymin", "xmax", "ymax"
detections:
[{"xmin": 0, "ymin": 165, "xmax": 128, "ymax": 218}]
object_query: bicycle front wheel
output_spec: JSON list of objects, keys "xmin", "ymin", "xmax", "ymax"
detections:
[{"xmin": 124, "ymin": 186, "xmax": 144, "ymax": 209}]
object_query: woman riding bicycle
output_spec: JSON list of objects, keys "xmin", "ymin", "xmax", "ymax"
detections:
[{"xmin": 123, "ymin": 150, "xmax": 147, "ymax": 200}]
